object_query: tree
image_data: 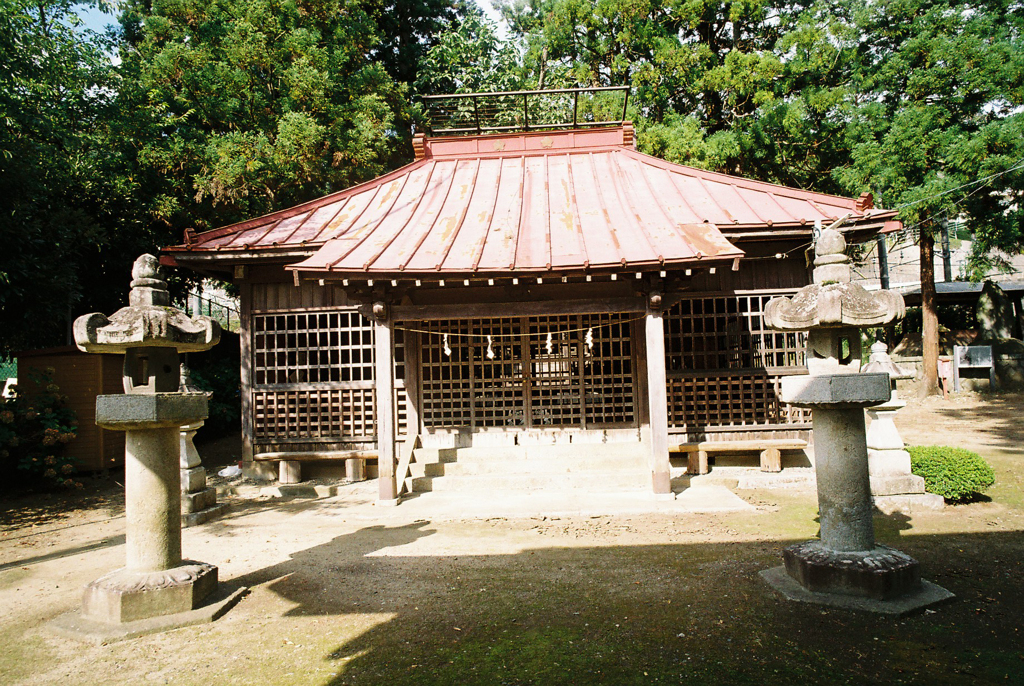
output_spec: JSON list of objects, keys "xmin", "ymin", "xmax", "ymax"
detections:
[
  {"xmin": 363, "ymin": 0, "xmax": 476, "ymax": 86},
  {"xmin": 498, "ymin": 0, "xmax": 863, "ymax": 192},
  {"xmin": 836, "ymin": 0, "xmax": 1024, "ymax": 395},
  {"xmin": 416, "ymin": 10, "xmax": 524, "ymax": 96},
  {"xmin": 498, "ymin": 0, "xmax": 1023, "ymax": 399},
  {"xmin": 0, "ymin": 0, "xmax": 472, "ymax": 355},
  {"xmin": 0, "ymin": 0, "xmax": 139, "ymax": 355},
  {"xmin": 116, "ymin": 0, "xmax": 415, "ymax": 233}
]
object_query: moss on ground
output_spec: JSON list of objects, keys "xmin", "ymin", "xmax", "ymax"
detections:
[{"xmin": 3, "ymin": 393, "xmax": 1024, "ymax": 685}]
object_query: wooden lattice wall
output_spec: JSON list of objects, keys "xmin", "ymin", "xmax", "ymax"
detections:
[
  {"xmin": 664, "ymin": 291, "xmax": 811, "ymax": 432},
  {"xmin": 249, "ymin": 307, "xmax": 405, "ymax": 448},
  {"xmin": 242, "ymin": 273, "xmax": 810, "ymax": 453}
]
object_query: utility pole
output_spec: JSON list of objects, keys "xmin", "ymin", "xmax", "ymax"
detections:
[
  {"xmin": 876, "ymin": 234, "xmax": 890, "ymax": 290},
  {"xmin": 940, "ymin": 219, "xmax": 953, "ymax": 282}
]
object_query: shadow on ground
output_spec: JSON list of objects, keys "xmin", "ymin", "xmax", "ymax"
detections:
[
  {"xmin": 909, "ymin": 391, "xmax": 1024, "ymax": 451},
  {"xmin": 0, "ymin": 483, "xmax": 124, "ymax": 531},
  {"xmin": 227, "ymin": 516, "xmax": 1024, "ymax": 686}
]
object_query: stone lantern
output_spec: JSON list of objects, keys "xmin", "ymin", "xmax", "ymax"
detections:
[
  {"xmin": 759, "ymin": 229, "xmax": 952, "ymax": 613},
  {"xmin": 862, "ymin": 341, "xmax": 944, "ymax": 514},
  {"xmin": 55, "ymin": 255, "xmax": 243, "ymax": 639}
]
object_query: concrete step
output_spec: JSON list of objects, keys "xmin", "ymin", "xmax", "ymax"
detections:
[
  {"xmin": 406, "ymin": 441, "xmax": 649, "ymax": 494},
  {"xmin": 411, "ymin": 447, "xmax": 460, "ymax": 465},
  {"xmin": 407, "ymin": 461, "xmax": 446, "ymax": 479},
  {"xmin": 407, "ymin": 470, "xmax": 650, "ymax": 493}
]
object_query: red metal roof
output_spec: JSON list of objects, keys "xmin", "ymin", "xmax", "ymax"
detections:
[{"xmin": 165, "ymin": 126, "xmax": 897, "ymax": 276}]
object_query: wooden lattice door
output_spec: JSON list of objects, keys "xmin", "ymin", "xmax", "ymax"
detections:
[{"xmin": 418, "ymin": 313, "xmax": 636, "ymax": 431}]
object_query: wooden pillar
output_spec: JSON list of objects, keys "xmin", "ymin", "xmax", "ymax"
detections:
[
  {"xmin": 238, "ymin": 280, "xmax": 254, "ymax": 466},
  {"xmin": 645, "ymin": 296, "xmax": 672, "ymax": 496},
  {"xmin": 374, "ymin": 304, "xmax": 398, "ymax": 503}
]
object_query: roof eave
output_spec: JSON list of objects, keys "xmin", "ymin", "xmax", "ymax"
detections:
[{"xmin": 285, "ymin": 253, "xmax": 745, "ymax": 280}]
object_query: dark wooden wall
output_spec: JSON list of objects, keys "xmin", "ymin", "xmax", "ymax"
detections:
[{"xmin": 16, "ymin": 347, "xmax": 125, "ymax": 472}]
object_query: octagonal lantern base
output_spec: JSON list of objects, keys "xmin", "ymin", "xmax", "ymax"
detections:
[
  {"xmin": 82, "ymin": 561, "xmax": 218, "ymax": 625},
  {"xmin": 783, "ymin": 541, "xmax": 920, "ymax": 600},
  {"xmin": 761, "ymin": 540, "xmax": 955, "ymax": 615}
]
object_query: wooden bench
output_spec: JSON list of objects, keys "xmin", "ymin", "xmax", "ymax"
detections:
[
  {"xmin": 253, "ymin": 450, "xmax": 374, "ymax": 483},
  {"xmin": 670, "ymin": 439, "xmax": 808, "ymax": 475}
]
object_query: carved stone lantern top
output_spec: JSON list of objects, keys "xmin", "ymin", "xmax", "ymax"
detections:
[
  {"xmin": 74, "ymin": 254, "xmax": 220, "ymax": 394},
  {"xmin": 74, "ymin": 255, "xmax": 220, "ymax": 354},
  {"xmin": 764, "ymin": 229, "xmax": 905, "ymax": 331},
  {"xmin": 862, "ymin": 341, "xmax": 913, "ymax": 380}
]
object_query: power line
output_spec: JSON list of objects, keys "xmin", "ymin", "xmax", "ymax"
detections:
[{"xmin": 887, "ymin": 157, "xmax": 1024, "ymax": 213}]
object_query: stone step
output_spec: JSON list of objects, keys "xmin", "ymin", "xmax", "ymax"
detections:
[
  {"xmin": 411, "ymin": 448, "xmax": 461, "ymax": 465},
  {"xmin": 441, "ymin": 454, "xmax": 646, "ymax": 476},
  {"xmin": 407, "ymin": 462, "xmax": 446, "ymax": 479},
  {"xmin": 181, "ymin": 503, "xmax": 228, "ymax": 528},
  {"xmin": 420, "ymin": 428, "xmax": 641, "ymax": 450},
  {"xmin": 181, "ymin": 487, "xmax": 217, "ymax": 514},
  {"xmin": 406, "ymin": 441, "xmax": 649, "ymax": 495},
  {"xmin": 413, "ymin": 442, "xmax": 644, "ymax": 463},
  {"xmin": 405, "ymin": 456, "xmax": 638, "ymax": 479},
  {"xmin": 689, "ymin": 466, "xmax": 817, "ymax": 490},
  {"xmin": 406, "ymin": 470, "xmax": 650, "ymax": 493}
]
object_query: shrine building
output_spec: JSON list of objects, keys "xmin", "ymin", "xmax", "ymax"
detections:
[{"xmin": 163, "ymin": 93, "xmax": 899, "ymax": 504}]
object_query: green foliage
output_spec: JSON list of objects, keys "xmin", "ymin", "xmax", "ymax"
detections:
[
  {"xmin": 909, "ymin": 445, "xmax": 996, "ymax": 502},
  {"xmin": 0, "ymin": 369, "xmax": 80, "ymax": 489},
  {"xmin": 362, "ymin": 0, "xmax": 477, "ymax": 86},
  {"xmin": 119, "ymin": 0, "xmax": 414, "ymax": 227},
  {"xmin": 3, "ymin": 0, "xmax": 1023, "ymax": 361},
  {"xmin": 499, "ymin": 0, "xmax": 859, "ymax": 189},
  {"xmin": 416, "ymin": 10, "xmax": 524, "ymax": 96},
  {"xmin": 0, "ymin": 0, "xmax": 471, "ymax": 356},
  {"xmin": 836, "ymin": 0, "xmax": 1024, "ymax": 247},
  {"xmin": 0, "ymin": 0, "xmax": 149, "ymax": 355}
]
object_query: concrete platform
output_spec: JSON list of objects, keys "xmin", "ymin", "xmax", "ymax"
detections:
[
  {"xmin": 215, "ymin": 476, "xmax": 757, "ymax": 520},
  {"xmin": 366, "ymin": 484, "xmax": 753, "ymax": 521},
  {"xmin": 48, "ymin": 586, "xmax": 248, "ymax": 644},
  {"xmin": 760, "ymin": 566, "xmax": 954, "ymax": 616}
]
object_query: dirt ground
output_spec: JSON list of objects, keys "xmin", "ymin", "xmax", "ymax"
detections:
[{"xmin": 2, "ymin": 392, "xmax": 1023, "ymax": 685}]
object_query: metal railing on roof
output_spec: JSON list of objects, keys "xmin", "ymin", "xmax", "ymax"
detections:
[
  {"xmin": 421, "ymin": 86, "xmax": 630, "ymax": 136},
  {"xmin": 0, "ymin": 357, "xmax": 15, "ymax": 381},
  {"xmin": 185, "ymin": 291, "xmax": 240, "ymax": 333}
]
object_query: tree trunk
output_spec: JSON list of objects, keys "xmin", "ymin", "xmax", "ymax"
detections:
[{"xmin": 920, "ymin": 227, "xmax": 940, "ymax": 396}]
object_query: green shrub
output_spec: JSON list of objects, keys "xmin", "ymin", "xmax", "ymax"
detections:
[
  {"xmin": 0, "ymin": 368, "xmax": 80, "ymax": 489},
  {"xmin": 908, "ymin": 445, "xmax": 995, "ymax": 502}
]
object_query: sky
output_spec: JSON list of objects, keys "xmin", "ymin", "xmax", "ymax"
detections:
[
  {"xmin": 74, "ymin": 1, "xmax": 507, "ymax": 36},
  {"xmin": 74, "ymin": 3, "xmax": 118, "ymax": 33}
]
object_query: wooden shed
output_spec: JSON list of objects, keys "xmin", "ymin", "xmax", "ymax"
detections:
[
  {"xmin": 163, "ymin": 116, "xmax": 899, "ymax": 502},
  {"xmin": 16, "ymin": 346, "xmax": 125, "ymax": 472}
]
